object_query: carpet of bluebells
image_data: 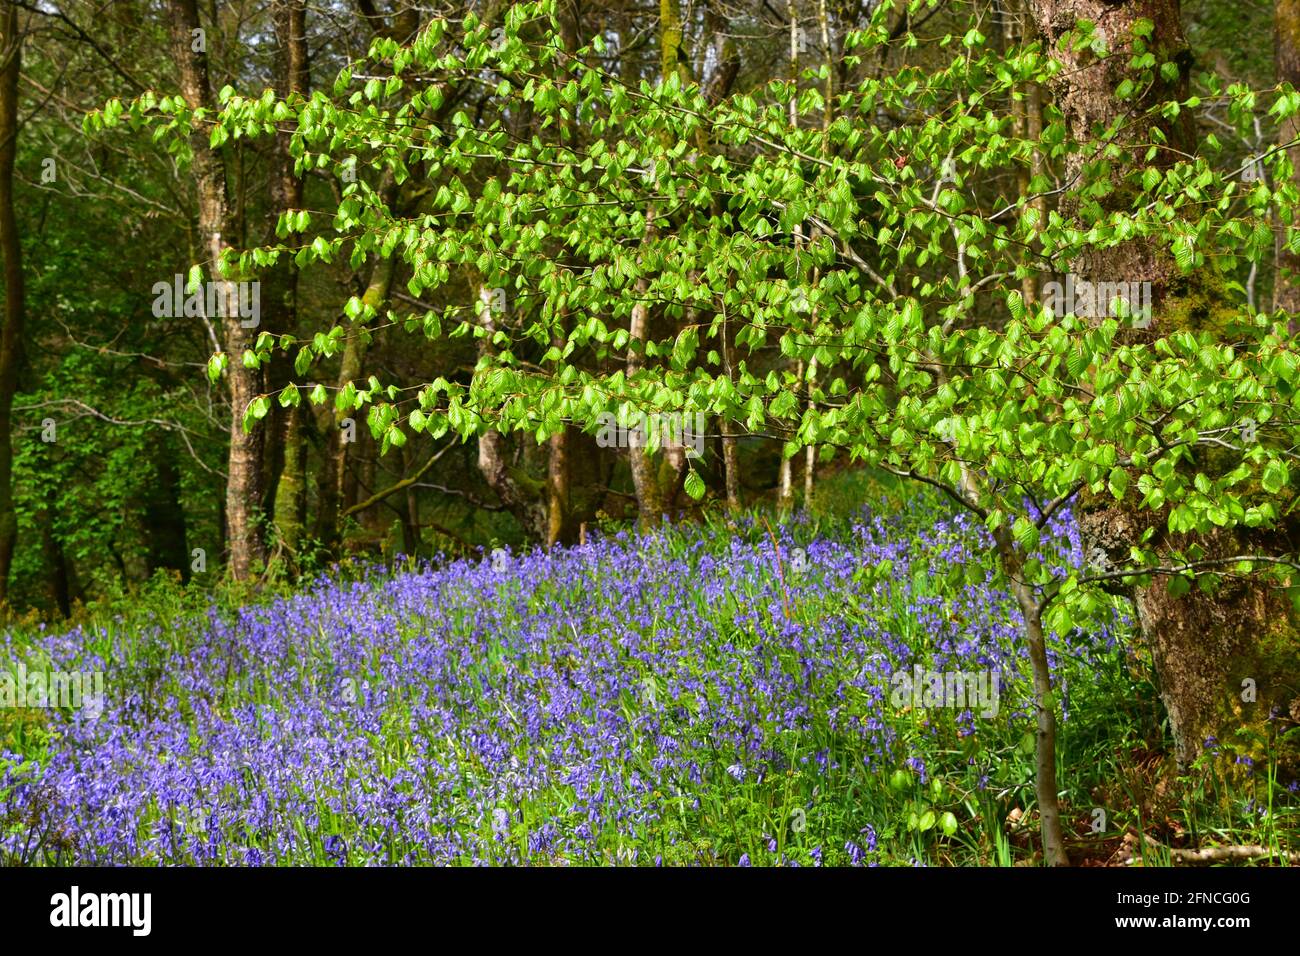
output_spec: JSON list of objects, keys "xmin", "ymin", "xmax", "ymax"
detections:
[{"xmin": 1, "ymin": 505, "xmax": 1139, "ymax": 866}]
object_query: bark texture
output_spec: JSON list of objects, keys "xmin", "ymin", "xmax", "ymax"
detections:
[
  {"xmin": 1031, "ymin": 0, "xmax": 1299, "ymax": 772},
  {"xmin": 167, "ymin": 0, "xmax": 267, "ymax": 580},
  {"xmin": 267, "ymin": 0, "xmax": 309, "ymax": 558},
  {"xmin": 0, "ymin": 0, "xmax": 23, "ymax": 605},
  {"xmin": 475, "ymin": 286, "xmax": 547, "ymax": 537}
]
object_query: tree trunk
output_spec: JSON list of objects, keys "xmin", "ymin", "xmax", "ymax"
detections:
[
  {"xmin": 721, "ymin": 279, "xmax": 743, "ymax": 512},
  {"xmin": 545, "ymin": 0, "xmax": 579, "ymax": 548},
  {"xmin": 476, "ymin": 427, "xmax": 546, "ymax": 542},
  {"xmin": 547, "ymin": 424, "xmax": 570, "ymax": 546},
  {"xmin": 311, "ymin": 2, "xmax": 426, "ymax": 553},
  {"xmin": 703, "ymin": 1, "xmax": 740, "ymax": 106},
  {"xmin": 143, "ymin": 433, "xmax": 190, "ymax": 583},
  {"xmin": 996, "ymin": 530, "xmax": 1069, "ymax": 866},
  {"xmin": 274, "ymin": 406, "xmax": 306, "ymax": 554},
  {"xmin": 803, "ymin": 358, "xmax": 817, "ymax": 508},
  {"xmin": 38, "ymin": 508, "xmax": 70, "ymax": 618},
  {"xmin": 475, "ymin": 285, "xmax": 547, "ymax": 537},
  {"xmin": 1277, "ymin": 0, "xmax": 1300, "ymax": 316},
  {"xmin": 315, "ymin": 253, "xmax": 395, "ymax": 548},
  {"xmin": 1001, "ymin": 0, "xmax": 1043, "ymax": 307},
  {"xmin": 1030, "ymin": 0, "xmax": 1297, "ymax": 771},
  {"xmin": 658, "ymin": 276, "xmax": 701, "ymax": 516},
  {"xmin": 776, "ymin": 0, "xmax": 803, "ymax": 515},
  {"xmin": 722, "ymin": 427, "xmax": 742, "ymax": 511},
  {"xmin": 659, "ymin": 0, "xmax": 686, "ymax": 83},
  {"xmin": 267, "ymin": 0, "xmax": 308, "ymax": 559},
  {"xmin": 400, "ymin": 442, "xmax": 420, "ymax": 557},
  {"xmin": 622, "ymin": 1, "xmax": 691, "ymax": 528},
  {"xmin": 627, "ymin": 268, "xmax": 665, "ymax": 526},
  {"xmin": 0, "ymin": 0, "xmax": 24, "ymax": 606},
  {"xmin": 167, "ymin": 0, "xmax": 266, "ymax": 581}
]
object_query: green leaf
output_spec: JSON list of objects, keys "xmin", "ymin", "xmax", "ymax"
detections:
[
  {"xmin": 684, "ymin": 470, "xmax": 705, "ymax": 501},
  {"xmin": 1006, "ymin": 290, "xmax": 1025, "ymax": 322},
  {"xmin": 1262, "ymin": 459, "xmax": 1288, "ymax": 494},
  {"xmin": 1107, "ymin": 466, "xmax": 1129, "ymax": 500},
  {"xmin": 1011, "ymin": 516, "xmax": 1040, "ymax": 552},
  {"xmin": 242, "ymin": 395, "xmax": 270, "ymax": 432}
]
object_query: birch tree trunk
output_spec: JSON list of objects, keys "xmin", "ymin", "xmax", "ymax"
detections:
[
  {"xmin": 167, "ymin": 0, "xmax": 266, "ymax": 581},
  {"xmin": 777, "ymin": 0, "xmax": 803, "ymax": 514}
]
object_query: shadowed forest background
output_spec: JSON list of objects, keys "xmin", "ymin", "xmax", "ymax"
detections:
[{"xmin": 1, "ymin": 0, "xmax": 1280, "ymax": 611}]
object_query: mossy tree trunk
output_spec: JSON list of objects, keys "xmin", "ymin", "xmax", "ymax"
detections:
[
  {"xmin": 267, "ymin": 0, "xmax": 309, "ymax": 560},
  {"xmin": 0, "ymin": 0, "xmax": 24, "ymax": 606},
  {"xmin": 1030, "ymin": 0, "xmax": 1300, "ymax": 772}
]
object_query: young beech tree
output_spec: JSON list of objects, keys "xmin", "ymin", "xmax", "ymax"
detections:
[{"xmin": 101, "ymin": 0, "xmax": 1300, "ymax": 864}]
